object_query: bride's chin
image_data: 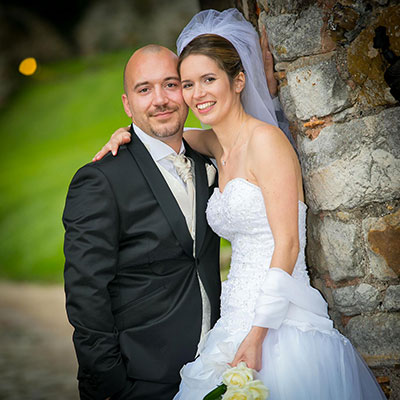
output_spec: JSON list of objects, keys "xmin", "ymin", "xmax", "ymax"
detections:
[
  {"xmin": 193, "ymin": 107, "xmax": 227, "ymax": 128},
  {"xmin": 190, "ymin": 108, "xmax": 211, "ymax": 124},
  {"xmin": 194, "ymin": 114, "xmax": 215, "ymax": 127}
]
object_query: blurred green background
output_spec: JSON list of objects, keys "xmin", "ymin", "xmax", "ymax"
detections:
[{"xmin": 0, "ymin": 50, "xmax": 231, "ymax": 283}]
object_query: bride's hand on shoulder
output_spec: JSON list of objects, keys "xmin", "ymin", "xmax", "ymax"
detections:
[
  {"xmin": 92, "ymin": 126, "xmax": 131, "ymax": 161},
  {"xmin": 230, "ymin": 326, "xmax": 268, "ymax": 371}
]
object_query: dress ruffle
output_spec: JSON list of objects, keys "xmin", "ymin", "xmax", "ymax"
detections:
[{"xmin": 175, "ymin": 322, "xmax": 385, "ymax": 400}]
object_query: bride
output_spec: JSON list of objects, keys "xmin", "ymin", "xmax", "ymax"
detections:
[{"xmin": 96, "ymin": 8, "xmax": 386, "ymax": 400}]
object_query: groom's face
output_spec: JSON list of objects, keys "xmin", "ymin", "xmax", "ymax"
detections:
[{"xmin": 122, "ymin": 47, "xmax": 188, "ymax": 141}]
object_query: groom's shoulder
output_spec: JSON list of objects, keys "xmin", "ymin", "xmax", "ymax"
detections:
[
  {"xmin": 69, "ymin": 145, "xmax": 135, "ymax": 184},
  {"xmin": 91, "ymin": 144, "xmax": 131, "ymax": 168}
]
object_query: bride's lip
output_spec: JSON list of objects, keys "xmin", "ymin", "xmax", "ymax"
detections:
[{"xmin": 196, "ymin": 101, "xmax": 216, "ymax": 114}]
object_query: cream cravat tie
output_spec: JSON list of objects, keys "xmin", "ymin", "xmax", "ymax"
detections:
[
  {"xmin": 166, "ymin": 154, "xmax": 195, "ymax": 236},
  {"xmin": 167, "ymin": 154, "xmax": 192, "ymax": 185}
]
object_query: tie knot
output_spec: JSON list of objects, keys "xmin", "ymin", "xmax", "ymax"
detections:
[{"xmin": 167, "ymin": 154, "xmax": 193, "ymax": 183}]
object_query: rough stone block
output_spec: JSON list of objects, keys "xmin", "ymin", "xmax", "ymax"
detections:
[
  {"xmin": 260, "ymin": 6, "xmax": 323, "ymax": 62},
  {"xmin": 332, "ymin": 284, "xmax": 380, "ymax": 315},
  {"xmin": 257, "ymin": 0, "xmax": 308, "ymax": 15},
  {"xmin": 344, "ymin": 313, "xmax": 400, "ymax": 367},
  {"xmin": 286, "ymin": 54, "xmax": 351, "ymax": 120},
  {"xmin": 299, "ymin": 108, "xmax": 400, "ymax": 212},
  {"xmin": 347, "ymin": 5, "xmax": 400, "ymax": 107},
  {"xmin": 363, "ymin": 210, "xmax": 400, "ymax": 280},
  {"xmin": 316, "ymin": 217, "xmax": 364, "ymax": 281},
  {"xmin": 305, "ymin": 212, "xmax": 329, "ymax": 276},
  {"xmin": 278, "ymin": 84, "xmax": 297, "ymax": 122},
  {"xmin": 383, "ymin": 285, "xmax": 400, "ymax": 311}
]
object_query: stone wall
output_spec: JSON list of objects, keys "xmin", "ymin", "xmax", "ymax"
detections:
[{"xmin": 233, "ymin": 0, "xmax": 400, "ymax": 397}]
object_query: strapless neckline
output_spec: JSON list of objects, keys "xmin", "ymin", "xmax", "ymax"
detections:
[{"xmin": 215, "ymin": 177, "xmax": 307, "ymax": 209}]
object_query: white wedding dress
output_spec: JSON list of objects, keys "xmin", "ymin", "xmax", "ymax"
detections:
[{"xmin": 174, "ymin": 178, "xmax": 386, "ymax": 400}]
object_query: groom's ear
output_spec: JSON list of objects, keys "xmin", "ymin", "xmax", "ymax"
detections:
[
  {"xmin": 234, "ymin": 72, "xmax": 246, "ymax": 94},
  {"xmin": 122, "ymin": 94, "xmax": 133, "ymax": 119}
]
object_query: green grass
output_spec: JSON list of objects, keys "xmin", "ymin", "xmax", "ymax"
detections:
[{"xmin": 0, "ymin": 50, "xmax": 231, "ymax": 283}]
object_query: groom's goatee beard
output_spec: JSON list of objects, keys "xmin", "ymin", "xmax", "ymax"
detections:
[
  {"xmin": 149, "ymin": 106, "xmax": 182, "ymax": 138},
  {"xmin": 150, "ymin": 122, "xmax": 181, "ymax": 138}
]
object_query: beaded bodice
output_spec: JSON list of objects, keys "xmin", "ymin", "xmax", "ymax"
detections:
[{"xmin": 206, "ymin": 178, "xmax": 310, "ymax": 333}]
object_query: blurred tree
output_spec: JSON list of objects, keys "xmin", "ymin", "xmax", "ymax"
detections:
[
  {"xmin": 0, "ymin": 0, "xmax": 199, "ymax": 107},
  {"xmin": 0, "ymin": 0, "xmax": 92, "ymax": 46}
]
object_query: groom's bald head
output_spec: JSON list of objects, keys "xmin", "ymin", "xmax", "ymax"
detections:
[{"xmin": 123, "ymin": 45, "xmax": 178, "ymax": 93}]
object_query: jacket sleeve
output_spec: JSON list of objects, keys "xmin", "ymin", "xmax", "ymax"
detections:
[{"xmin": 63, "ymin": 164, "xmax": 127, "ymax": 399}]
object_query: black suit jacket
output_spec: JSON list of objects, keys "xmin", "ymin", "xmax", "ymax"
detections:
[{"xmin": 63, "ymin": 128, "xmax": 221, "ymax": 399}]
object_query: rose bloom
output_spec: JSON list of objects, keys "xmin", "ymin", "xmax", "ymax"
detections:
[
  {"xmin": 222, "ymin": 362, "xmax": 254, "ymax": 388},
  {"xmin": 222, "ymin": 386, "xmax": 254, "ymax": 400},
  {"xmin": 247, "ymin": 380, "xmax": 269, "ymax": 400}
]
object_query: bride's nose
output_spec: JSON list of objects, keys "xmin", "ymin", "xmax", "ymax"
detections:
[{"xmin": 193, "ymin": 83, "xmax": 206, "ymax": 99}]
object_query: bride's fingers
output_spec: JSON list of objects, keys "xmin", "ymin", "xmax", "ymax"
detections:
[
  {"xmin": 108, "ymin": 132, "xmax": 131, "ymax": 154},
  {"xmin": 230, "ymin": 352, "xmax": 261, "ymax": 370},
  {"xmin": 92, "ymin": 145, "xmax": 111, "ymax": 161},
  {"xmin": 120, "ymin": 131, "xmax": 132, "ymax": 143},
  {"xmin": 230, "ymin": 354, "xmax": 244, "ymax": 368},
  {"xmin": 112, "ymin": 128, "xmax": 131, "ymax": 141},
  {"xmin": 92, "ymin": 131, "xmax": 132, "ymax": 161},
  {"xmin": 109, "ymin": 131, "xmax": 132, "ymax": 151},
  {"xmin": 252, "ymin": 359, "xmax": 261, "ymax": 371},
  {"xmin": 92, "ymin": 153, "xmax": 100, "ymax": 161}
]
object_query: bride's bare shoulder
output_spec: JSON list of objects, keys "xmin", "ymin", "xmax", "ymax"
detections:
[{"xmin": 248, "ymin": 120, "xmax": 290, "ymax": 156}]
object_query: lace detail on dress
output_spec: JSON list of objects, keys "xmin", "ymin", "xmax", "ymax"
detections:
[{"xmin": 206, "ymin": 178, "xmax": 310, "ymax": 334}]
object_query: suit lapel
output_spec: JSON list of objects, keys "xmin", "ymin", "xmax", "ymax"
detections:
[
  {"xmin": 126, "ymin": 127, "xmax": 194, "ymax": 258},
  {"xmin": 184, "ymin": 140, "xmax": 209, "ymax": 257}
]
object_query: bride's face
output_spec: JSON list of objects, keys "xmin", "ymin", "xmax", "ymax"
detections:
[{"xmin": 180, "ymin": 54, "xmax": 240, "ymax": 126}]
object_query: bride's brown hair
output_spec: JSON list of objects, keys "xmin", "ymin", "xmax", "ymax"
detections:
[{"xmin": 177, "ymin": 34, "xmax": 244, "ymax": 84}]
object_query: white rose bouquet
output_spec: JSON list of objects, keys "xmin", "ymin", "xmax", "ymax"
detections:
[{"xmin": 203, "ymin": 362, "xmax": 269, "ymax": 400}]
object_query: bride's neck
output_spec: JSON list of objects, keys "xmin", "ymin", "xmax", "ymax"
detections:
[{"xmin": 212, "ymin": 105, "xmax": 248, "ymax": 152}]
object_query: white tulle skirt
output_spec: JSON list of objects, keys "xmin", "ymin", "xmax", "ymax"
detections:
[{"xmin": 174, "ymin": 320, "xmax": 386, "ymax": 400}]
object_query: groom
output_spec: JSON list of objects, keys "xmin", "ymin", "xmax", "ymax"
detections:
[{"xmin": 63, "ymin": 45, "xmax": 221, "ymax": 400}]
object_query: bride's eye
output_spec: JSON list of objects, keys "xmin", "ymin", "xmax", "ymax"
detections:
[
  {"xmin": 204, "ymin": 76, "xmax": 216, "ymax": 83},
  {"xmin": 182, "ymin": 82, "xmax": 193, "ymax": 89}
]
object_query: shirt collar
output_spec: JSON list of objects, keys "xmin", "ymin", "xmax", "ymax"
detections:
[{"xmin": 132, "ymin": 123, "xmax": 185, "ymax": 162}]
